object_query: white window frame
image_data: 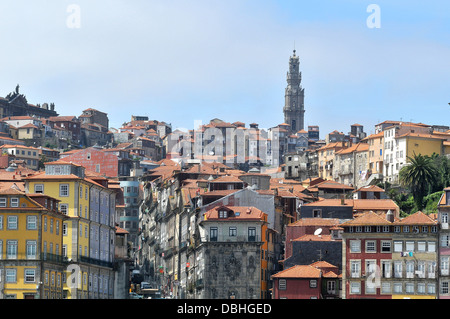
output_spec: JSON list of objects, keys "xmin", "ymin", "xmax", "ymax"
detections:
[
  {"xmin": 349, "ymin": 282, "xmax": 360, "ymax": 294},
  {"xmin": 34, "ymin": 184, "xmax": 44, "ymax": 194},
  {"xmin": 7, "ymin": 216, "xmax": 18, "ymax": 230},
  {"xmin": 10, "ymin": 197, "xmax": 19, "ymax": 208},
  {"xmin": 27, "ymin": 216, "xmax": 37, "ymax": 230},
  {"xmin": 350, "ymin": 260, "xmax": 361, "ymax": 278},
  {"xmin": 365, "ymin": 240, "xmax": 376, "ymax": 253},
  {"xmin": 349, "ymin": 240, "xmax": 361, "ymax": 253},
  {"xmin": 59, "ymin": 184, "xmax": 69, "ymax": 197}
]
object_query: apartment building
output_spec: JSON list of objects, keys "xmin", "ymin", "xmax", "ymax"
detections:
[
  {"xmin": 341, "ymin": 210, "xmax": 438, "ymax": 299},
  {"xmin": 0, "ymin": 189, "xmax": 67, "ymax": 299},
  {"xmin": 198, "ymin": 205, "xmax": 268, "ymax": 299},
  {"xmin": 24, "ymin": 160, "xmax": 116, "ymax": 299}
]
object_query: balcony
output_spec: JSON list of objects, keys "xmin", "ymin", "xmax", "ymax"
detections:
[{"xmin": 80, "ymin": 256, "xmax": 113, "ymax": 268}]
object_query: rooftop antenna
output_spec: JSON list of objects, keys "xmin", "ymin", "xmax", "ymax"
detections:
[{"xmin": 317, "ymin": 249, "xmax": 323, "ymax": 261}]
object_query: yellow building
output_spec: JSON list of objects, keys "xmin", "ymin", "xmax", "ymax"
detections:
[
  {"xmin": 365, "ymin": 131, "xmax": 384, "ymax": 175},
  {"xmin": 0, "ymin": 188, "xmax": 67, "ymax": 299},
  {"xmin": 400, "ymin": 132, "xmax": 445, "ymax": 159},
  {"xmin": 24, "ymin": 160, "xmax": 116, "ymax": 299},
  {"xmin": 317, "ymin": 142, "xmax": 347, "ymax": 180}
]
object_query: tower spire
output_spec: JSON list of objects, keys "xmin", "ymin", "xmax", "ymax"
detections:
[{"xmin": 283, "ymin": 50, "xmax": 305, "ymax": 133}]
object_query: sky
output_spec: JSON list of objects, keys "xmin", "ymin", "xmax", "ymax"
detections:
[{"xmin": 0, "ymin": 0, "xmax": 448, "ymax": 138}]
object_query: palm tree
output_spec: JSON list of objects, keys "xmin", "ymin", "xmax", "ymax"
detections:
[{"xmin": 399, "ymin": 153, "xmax": 437, "ymax": 211}]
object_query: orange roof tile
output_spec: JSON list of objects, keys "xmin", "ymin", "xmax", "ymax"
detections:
[
  {"xmin": 204, "ymin": 206, "xmax": 265, "ymax": 221},
  {"xmin": 394, "ymin": 211, "xmax": 437, "ymax": 225},
  {"xmin": 340, "ymin": 211, "xmax": 392, "ymax": 226},
  {"xmin": 271, "ymin": 265, "xmax": 321, "ymax": 279}
]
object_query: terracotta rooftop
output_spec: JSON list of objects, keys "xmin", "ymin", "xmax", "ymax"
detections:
[
  {"xmin": 204, "ymin": 206, "xmax": 266, "ymax": 221},
  {"xmin": 288, "ymin": 218, "xmax": 340, "ymax": 227},
  {"xmin": 271, "ymin": 265, "xmax": 321, "ymax": 279},
  {"xmin": 293, "ymin": 234, "xmax": 334, "ymax": 242}
]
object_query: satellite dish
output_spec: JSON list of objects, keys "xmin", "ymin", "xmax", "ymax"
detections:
[{"xmin": 314, "ymin": 228, "xmax": 322, "ymax": 236}]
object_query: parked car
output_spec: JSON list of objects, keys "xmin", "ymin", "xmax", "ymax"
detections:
[{"xmin": 129, "ymin": 292, "xmax": 143, "ymax": 299}]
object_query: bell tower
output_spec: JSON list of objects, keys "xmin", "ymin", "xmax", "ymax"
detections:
[{"xmin": 283, "ymin": 50, "xmax": 305, "ymax": 132}]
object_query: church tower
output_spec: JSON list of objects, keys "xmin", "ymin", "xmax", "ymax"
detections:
[{"xmin": 283, "ymin": 50, "xmax": 305, "ymax": 133}]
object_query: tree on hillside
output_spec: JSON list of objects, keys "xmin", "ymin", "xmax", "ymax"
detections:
[
  {"xmin": 399, "ymin": 153, "xmax": 438, "ymax": 211},
  {"xmin": 430, "ymin": 153, "xmax": 450, "ymax": 192}
]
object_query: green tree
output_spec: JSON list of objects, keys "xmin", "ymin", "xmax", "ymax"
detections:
[
  {"xmin": 430, "ymin": 153, "xmax": 450, "ymax": 192},
  {"xmin": 399, "ymin": 153, "xmax": 438, "ymax": 211}
]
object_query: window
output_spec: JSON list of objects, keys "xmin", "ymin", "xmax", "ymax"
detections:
[
  {"xmin": 381, "ymin": 241, "xmax": 391, "ymax": 253},
  {"xmin": 0, "ymin": 197, "xmax": 6, "ymax": 207},
  {"xmin": 417, "ymin": 283, "xmax": 426, "ymax": 294},
  {"xmin": 279, "ymin": 279, "xmax": 286, "ymax": 290},
  {"xmin": 393, "ymin": 282, "xmax": 402, "ymax": 294},
  {"xmin": 381, "ymin": 260, "xmax": 392, "ymax": 278},
  {"xmin": 394, "ymin": 261, "xmax": 403, "ymax": 278},
  {"xmin": 350, "ymin": 260, "xmax": 361, "ymax": 278},
  {"xmin": 248, "ymin": 227, "xmax": 256, "ymax": 242},
  {"xmin": 417, "ymin": 241, "xmax": 426, "ymax": 252},
  {"xmin": 219, "ymin": 210, "xmax": 227, "ymax": 219},
  {"xmin": 5, "ymin": 269, "xmax": 16, "ymax": 283},
  {"xmin": 428, "ymin": 283, "xmax": 436, "ymax": 295},
  {"xmin": 60, "ymin": 204, "xmax": 68, "ymax": 215},
  {"xmin": 366, "ymin": 241, "xmax": 376, "ymax": 253},
  {"xmin": 393, "ymin": 241, "xmax": 403, "ymax": 252},
  {"xmin": 428, "ymin": 241, "xmax": 436, "ymax": 252},
  {"xmin": 60, "ymin": 184, "xmax": 69, "ymax": 197},
  {"xmin": 350, "ymin": 282, "xmax": 360, "ymax": 294},
  {"xmin": 405, "ymin": 241, "xmax": 414, "ymax": 252},
  {"xmin": 405, "ymin": 283, "xmax": 414, "ymax": 294},
  {"xmin": 310, "ymin": 280, "xmax": 317, "ymax": 288},
  {"xmin": 10, "ymin": 198, "xmax": 19, "ymax": 208},
  {"xmin": 24, "ymin": 269, "xmax": 36, "ymax": 283},
  {"xmin": 210, "ymin": 227, "xmax": 218, "ymax": 242},
  {"xmin": 406, "ymin": 261, "xmax": 414, "ymax": 278},
  {"xmin": 381, "ymin": 282, "xmax": 391, "ymax": 294},
  {"xmin": 7, "ymin": 240, "xmax": 18, "ymax": 259},
  {"xmin": 428, "ymin": 261, "xmax": 436, "ymax": 279},
  {"xmin": 7, "ymin": 216, "xmax": 18, "ymax": 230},
  {"xmin": 34, "ymin": 184, "xmax": 44, "ymax": 193},
  {"xmin": 27, "ymin": 216, "xmax": 37, "ymax": 230},
  {"xmin": 229, "ymin": 227, "xmax": 237, "ymax": 237},
  {"xmin": 366, "ymin": 280, "xmax": 376, "ymax": 294},
  {"xmin": 441, "ymin": 257, "xmax": 449, "ymax": 276},
  {"xmin": 350, "ymin": 240, "xmax": 361, "ymax": 253},
  {"xmin": 417, "ymin": 261, "xmax": 426, "ymax": 278},
  {"xmin": 312, "ymin": 209, "xmax": 321, "ymax": 218},
  {"xmin": 441, "ymin": 235, "xmax": 449, "ymax": 247}
]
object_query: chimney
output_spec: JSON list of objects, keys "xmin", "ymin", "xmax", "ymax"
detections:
[
  {"xmin": 386, "ymin": 209, "xmax": 394, "ymax": 223},
  {"xmin": 341, "ymin": 195, "xmax": 345, "ymax": 205}
]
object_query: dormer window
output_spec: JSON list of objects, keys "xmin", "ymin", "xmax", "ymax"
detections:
[{"xmin": 219, "ymin": 210, "xmax": 228, "ymax": 219}]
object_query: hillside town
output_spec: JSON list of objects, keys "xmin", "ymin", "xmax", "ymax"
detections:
[{"xmin": 0, "ymin": 51, "xmax": 449, "ymax": 300}]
